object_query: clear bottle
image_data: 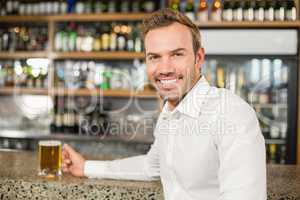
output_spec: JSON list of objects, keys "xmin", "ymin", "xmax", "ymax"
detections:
[
  {"xmin": 197, "ymin": 0, "xmax": 208, "ymax": 22},
  {"xmin": 222, "ymin": 0, "xmax": 233, "ymax": 21},
  {"xmin": 232, "ymin": 0, "xmax": 243, "ymax": 21},
  {"xmin": 264, "ymin": 0, "xmax": 274, "ymax": 21},
  {"xmin": 286, "ymin": 0, "xmax": 297, "ymax": 21},
  {"xmin": 243, "ymin": 0, "xmax": 254, "ymax": 21},
  {"xmin": 254, "ymin": 0, "xmax": 265, "ymax": 21},
  {"xmin": 274, "ymin": 0, "xmax": 285, "ymax": 21},
  {"xmin": 110, "ymin": 23, "xmax": 118, "ymax": 51}
]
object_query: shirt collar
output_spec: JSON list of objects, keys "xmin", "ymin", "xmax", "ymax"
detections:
[{"xmin": 162, "ymin": 76, "xmax": 211, "ymax": 119}]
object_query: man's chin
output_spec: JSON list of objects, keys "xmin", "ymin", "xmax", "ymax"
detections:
[{"xmin": 159, "ymin": 92, "xmax": 181, "ymax": 102}]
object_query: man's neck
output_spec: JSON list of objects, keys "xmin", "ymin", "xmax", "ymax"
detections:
[{"xmin": 166, "ymin": 75, "xmax": 202, "ymax": 112}]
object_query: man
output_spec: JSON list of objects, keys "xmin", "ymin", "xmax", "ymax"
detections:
[{"xmin": 62, "ymin": 8, "xmax": 267, "ymax": 200}]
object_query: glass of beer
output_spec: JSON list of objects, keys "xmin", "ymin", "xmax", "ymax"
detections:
[{"xmin": 38, "ymin": 140, "xmax": 62, "ymax": 178}]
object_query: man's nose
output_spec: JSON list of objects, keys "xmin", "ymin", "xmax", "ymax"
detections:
[{"xmin": 156, "ymin": 56, "xmax": 175, "ymax": 75}]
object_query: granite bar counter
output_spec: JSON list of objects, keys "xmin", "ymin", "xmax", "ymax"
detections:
[{"xmin": 0, "ymin": 151, "xmax": 299, "ymax": 200}]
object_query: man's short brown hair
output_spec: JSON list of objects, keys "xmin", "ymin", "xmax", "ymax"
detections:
[{"xmin": 142, "ymin": 8, "xmax": 202, "ymax": 55}]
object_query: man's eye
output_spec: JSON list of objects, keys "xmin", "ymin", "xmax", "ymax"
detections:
[
  {"xmin": 173, "ymin": 53, "xmax": 183, "ymax": 57},
  {"xmin": 149, "ymin": 56, "xmax": 159, "ymax": 60}
]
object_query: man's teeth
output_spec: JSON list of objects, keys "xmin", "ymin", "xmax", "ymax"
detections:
[{"xmin": 160, "ymin": 79, "xmax": 177, "ymax": 84}]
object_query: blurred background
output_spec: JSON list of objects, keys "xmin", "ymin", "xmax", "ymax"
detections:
[{"xmin": 0, "ymin": 0, "xmax": 299, "ymax": 165}]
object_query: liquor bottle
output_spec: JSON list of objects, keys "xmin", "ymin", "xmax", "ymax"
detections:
[
  {"xmin": 117, "ymin": 24, "xmax": 128, "ymax": 51},
  {"xmin": 133, "ymin": 24, "xmax": 142, "ymax": 52},
  {"xmin": 279, "ymin": 145, "xmax": 286, "ymax": 164},
  {"xmin": 197, "ymin": 0, "xmax": 208, "ymax": 22},
  {"xmin": 59, "ymin": 0, "xmax": 68, "ymax": 14},
  {"xmin": 232, "ymin": 0, "xmax": 243, "ymax": 21},
  {"xmin": 120, "ymin": 0, "xmax": 130, "ymax": 12},
  {"xmin": 82, "ymin": 28, "xmax": 94, "ymax": 52},
  {"xmin": 274, "ymin": 0, "xmax": 285, "ymax": 21},
  {"xmin": 126, "ymin": 23, "xmax": 135, "ymax": 51},
  {"xmin": 132, "ymin": 0, "xmax": 141, "ymax": 12},
  {"xmin": 185, "ymin": 0, "xmax": 196, "ymax": 22},
  {"xmin": 286, "ymin": 0, "xmax": 297, "ymax": 21},
  {"xmin": 67, "ymin": 22, "xmax": 77, "ymax": 52},
  {"xmin": 75, "ymin": 0, "xmax": 85, "ymax": 14},
  {"xmin": 108, "ymin": 0, "xmax": 117, "ymax": 13},
  {"xmin": 264, "ymin": 0, "xmax": 274, "ymax": 21},
  {"xmin": 94, "ymin": 0, "xmax": 105, "ymax": 13},
  {"xmin": 216, "ymin": 66, "xmax": 225, "ymax": 88},
  {"xmin": 56, "ymin": 95, "xmax": 64, "ymax": 133},
  {"xmin": 4, "ymin": 62, "xmax": 14, "ymax": 87},
  {"xmin": 169, "ymin": 0, "xmax": 180, "ymax": 11},
  {"xmin": 110, "ymin": 23, "xmax": 118, "ymax": 51},
  {"xmin": 84, "ymin": 0, "xmax": 93, "ymax": 13},
  {"xmin": 101, "ymin": 23, "xmax": 110, "ymax": 51},
  {"xmin": 243, "ymin": 0, "xmax": 254, "ymax": 21},
  {"xmin": 211, "ymin": 0, "xmax": 222, "ymax": 22},
  {"xmin": 142, "ymin": 0, "xmax": 156, "ymax": 13},
  {"xmin": 6, "ymin": 0, "xmax": 14, "ymax": 15},
  {"xmin": 93, "ymin": 23, "xmax": 102, "ymax": 51},
  {"xmin": 222, "ymin": 0, "xmax": 233, "ymax": 21},
  {"xmin": 0, "ymin": 0, "xmax": 6, "ymax": 16},
  {"xmin": 254, "ymin": 0, "xmax": 264, "ymax": 21},
  {"xmin": 269, "ymin": 144, "xmax": 277, "ymax": 164}
]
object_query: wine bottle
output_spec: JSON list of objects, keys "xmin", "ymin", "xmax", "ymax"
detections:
[
  {"xmin": 254, "ymin": 0, "xmax": 264, "ymax": 21},
  {"xmin": 197, "ymin": 0, "xmax": 208, "ymax": 22},
  {"xmin": 243, "ymin": 0, "xmax": 254, "ymax": 21},
  {"xmin": 286, "ymin": 0, "xmax": 297, "ymax": 21},
  {"xmin": 222, "ymin": 0, "xmax": 233, "ymax": 21},
  {"xmin": 264, "ymin": 0, "xmax": 274, "ymax": 21},
  {"xmin": 232, "ymin": 0, "xmax": 243, "ymax": 21}
]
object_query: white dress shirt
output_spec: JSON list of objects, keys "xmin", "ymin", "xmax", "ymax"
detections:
[{"xmin": 84, "ymin": 77, "xmax": 267, "ymax": 200}]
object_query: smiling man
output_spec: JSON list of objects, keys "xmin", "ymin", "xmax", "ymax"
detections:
[{"xmin": 62, "ymin": 9, "xmax": 267, "ymax": 200}]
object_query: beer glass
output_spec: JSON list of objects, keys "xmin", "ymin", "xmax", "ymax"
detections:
[{"xmin": 38, "ymin": 140, "xmax": 62, "ymax": 178}]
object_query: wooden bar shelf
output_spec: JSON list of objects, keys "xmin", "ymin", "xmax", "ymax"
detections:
[
  {"xmin": 52, "ymin": 51, "xmax": 145, "ymax": 60},
  {"xmin": 0, "ymin": 52, "xmax": 48, "ymax": 59},
  {"xmin": 196, "ymin": 21, "xmax": 300, "ymax": 28},
  {"xmin": 1, "ymin": 14, "xmax": 300, "ymax": 28},
  {"xmin": 52, "ymin": 88, "xmax": 157, "ymax": 98},
  {"xmin": 0, "ymin": 13, "xmax": 150, "ymax": 22},
  {"xmin": 0, "ymin": 87, "xmax": 157, "ymax": 98},
  {"xmin": 0, "ymin": 87, "xmax": 49, "ymax": 95}
]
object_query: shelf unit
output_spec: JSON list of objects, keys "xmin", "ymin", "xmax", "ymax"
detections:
[
  {"xmin": 0, "ymin": 87, "xmax": 157, "ymax": 98},
  {"xmin": 1, "ymin": 13, "xmax": 300, "ymax": 164}
]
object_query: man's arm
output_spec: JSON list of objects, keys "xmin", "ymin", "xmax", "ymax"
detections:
[
  {"xmin": 62, "ymin": 139, "xmax": 160, "ymax": 181},
  {"xmin": 214, "ymin": 107, "xmax": 267, "ymax": 200}
]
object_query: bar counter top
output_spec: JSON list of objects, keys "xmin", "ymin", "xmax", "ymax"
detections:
[{"xmin": 0, "ymin": 151, "xmax": 299, "ymax": 200}]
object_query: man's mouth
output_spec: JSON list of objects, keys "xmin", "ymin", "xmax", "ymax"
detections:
[{"xmin": 155, "ymin": 76, "xmax": 183, "ymax": 90}]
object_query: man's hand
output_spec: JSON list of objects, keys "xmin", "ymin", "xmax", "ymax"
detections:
[{"xmin": 62, "ymin": 144, "xmax": 86, "ymax": 177}]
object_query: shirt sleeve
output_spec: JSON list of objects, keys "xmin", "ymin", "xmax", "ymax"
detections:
[
  {"xmin": 84, "ymin": 138, "xmax": 160, "ymax": 181},
  {"xmin": 215, "ymin": 107, "xmax": 267, "ymax": 200}
]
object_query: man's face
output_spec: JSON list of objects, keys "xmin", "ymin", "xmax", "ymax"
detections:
[{"xmin": 145, "ymin": 22, "xmax": 205, "ymax": 103}]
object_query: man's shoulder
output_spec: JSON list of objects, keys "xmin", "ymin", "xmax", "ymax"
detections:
[{"xmin": 207, "ymin": 86, "xmax": 256, "ymax": 118}]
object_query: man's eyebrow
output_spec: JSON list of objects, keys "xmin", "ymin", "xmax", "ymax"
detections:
[
  {"xmin": 146, "ymin": 52, "xmax": 160, "ymax": 57},
  {"xmin": 146, "ymin": 48, "xmax": 187, "ymax": 57},
  {"xmin": 170, "ymin": 48, "xmax": 187, "ymax": 53}
]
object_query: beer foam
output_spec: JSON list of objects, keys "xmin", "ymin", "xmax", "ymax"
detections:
[{"xmin": 39, "ymin": 140, "xmax": 61, "ymax": 146}]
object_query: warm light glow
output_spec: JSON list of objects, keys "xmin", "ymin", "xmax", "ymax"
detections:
[{"xmin": 214, "ymin": 1, "xmax": 221, "ymax": 8}]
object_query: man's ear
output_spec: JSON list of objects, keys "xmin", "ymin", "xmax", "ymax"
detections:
[{"xmin": 196, "ymin": 47, "xmax": 205, "ymax": 64}]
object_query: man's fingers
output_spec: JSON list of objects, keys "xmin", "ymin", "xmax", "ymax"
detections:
[
  {"xmin": 62, "ymin": 149, "xmax": 69, "ymax": 160},
  {"xmin": 63, "ymin": 144, "xmax": 77, "ymax": 157},
  {"xmin": 63, "ymin": 159, "xmax": 72, "ymax": 165}
]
